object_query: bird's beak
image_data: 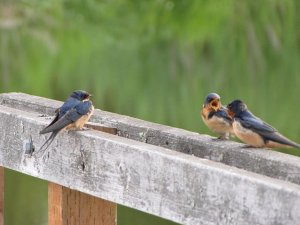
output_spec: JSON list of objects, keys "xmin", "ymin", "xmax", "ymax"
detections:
[{"xmin": 210, "ymin": 99, "xmax": 220, "ymax": 111}]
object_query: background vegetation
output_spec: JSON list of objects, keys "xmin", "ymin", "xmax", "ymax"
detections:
[{"xmin": 1, "ymin": 0, "xmax": 299, "ymax": 224}]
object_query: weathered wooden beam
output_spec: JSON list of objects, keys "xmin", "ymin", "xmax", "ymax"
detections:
[
  {"xmin": 0, "ymin": 167, "xmax": 3, "ymax": 225},
  {"xmin": 48, "ymin": 183, "xmax": 116, "ymax": 225},
  {"xmin": 0, "ymin": 101, "xmax": 300, "ymax": 224},
  {"xmin": 48, "ymin": 126, "xmax": 117, "ymax": 225},
  {"xmin": 1, "ymin": 92, "xmax": 300, "ymax": 185}
]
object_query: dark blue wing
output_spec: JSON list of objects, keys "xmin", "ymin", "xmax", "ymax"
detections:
[
  {"xmin": 40, "ymin": 111, "xmax": 60, "ymax": 134},
  {"xmin": 59, "ymin": 97, "xmax": 81, "ymax": 116},
  {"xmin": 40, "ymin": 101, "xmax": 92, "ymax": 134},
  {"xmin": 210, "ymin": 107, "xmax": 232, "ymax": 123},
  {"xmin": 63, "ymin": 100, "xmax": 92, "ymax": 121},
  {"xmin": 75, "ymin": 101, "xmax": 93, "ymax": 115},
  {"xmin": 239, "ymin": 112, "xmax": 276, "ymax": 133},
  {"xmin": 40, "ymin": 97, "xmax": 80, "ymax": 134}
]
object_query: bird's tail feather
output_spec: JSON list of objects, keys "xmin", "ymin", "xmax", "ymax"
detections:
[
  {"xmin": 266, "ymin": 132, "xmax": 300, "ymax": 149},
  {"xmin": 39, "ymin": 131, "xmax": 59, "ymax": 153},
  {"xmin": 40, "ymin": 115, "xmax": 72, "ymax": 134},
  {"xmin": 277, "ymin": 134, "xmax": 300, "ymax": 149}
]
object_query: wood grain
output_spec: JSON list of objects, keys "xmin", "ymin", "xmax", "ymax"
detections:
[
  {"xmin": 1, "ymin": 92, "xmax": 300, "ymax": 186},
  {"xmin": 49, "ymin": 183, "xmax": 116, "ymax": 225}
]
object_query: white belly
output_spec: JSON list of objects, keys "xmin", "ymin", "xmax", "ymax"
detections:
[
  {"xmin": 232, "ymin": 121, "xmax": 265, "ymax": 147},
  {"xmin": 202, "ymin": 115, "xmax": 232, "ymax": 135},
  {"xmin": 75, "ymin": 105, "xmax": 94, "ymax": 129}
]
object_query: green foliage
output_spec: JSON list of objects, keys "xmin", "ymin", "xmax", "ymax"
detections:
[
  {"xmin": 5, "ymin": 169, "xmax": 47, "ymax": 225},
  {"xmin": 1, "ymin": 0, "xmax": 300, "ymax": 224}
]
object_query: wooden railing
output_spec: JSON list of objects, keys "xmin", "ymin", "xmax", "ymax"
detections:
[{"xmin": 0, "ymin": 92, "xmax": 300, "ymax": 225}]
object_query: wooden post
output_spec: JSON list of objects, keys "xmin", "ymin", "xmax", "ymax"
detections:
[
  {"xmin": 48, "ymin": 183, "xmax": 116, "ymax": 225},
  {"xmin": 49, "ymin": 126, "xmax": 117, "ymax": 225},
  {"xmin": 0, "ymin": 167, "xmax": 3, "ymax": 225}
]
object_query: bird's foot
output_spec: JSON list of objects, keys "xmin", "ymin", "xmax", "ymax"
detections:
[
  {"xmin": 211, "ymin": 137, "xmax": 222, "ymax": 141},
  {"xmin": 242, "ymin": 144, "xmax": 255, "ymax": 148},
  {"xmin": 212, "ymin": 135, "xmax": 229, "ymax": 141},
  {"xmin": 66, "ymin": 127, "xmax": 90, "ymax": 134}
]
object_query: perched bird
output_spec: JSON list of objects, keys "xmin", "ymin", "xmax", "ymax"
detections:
[
  {"xmin": 227, "ymin": 99, "xmax": 300, "ymax": 148},
  {"xmin": 201, "ymin": 93, "xmax": 233, "ymax": 140},
  {"xmin": 39, "ymin": 90, "xmax": 94, "ymax": 151}
]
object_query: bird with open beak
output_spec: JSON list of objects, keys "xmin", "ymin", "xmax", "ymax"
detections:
[{"xmin": 201, "ymin": 93, "xmax": 233, "ymax": 140}]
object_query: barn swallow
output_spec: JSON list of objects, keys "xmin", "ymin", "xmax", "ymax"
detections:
[
  {"xmin": 201, "ymin": 93, "xmax": 233, "ymax": 140},
  {"xmin": 227, "ymin": 99, "xmax": 300, "ymax": 148},
  {"xmin": 39, "ymin": 90, "xmax": 94, "ymax": 151}
]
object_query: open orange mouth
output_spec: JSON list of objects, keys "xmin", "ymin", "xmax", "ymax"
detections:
[{"xmin": 210, "ymin": 99, "xmax": 219, "ymax": 110}]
